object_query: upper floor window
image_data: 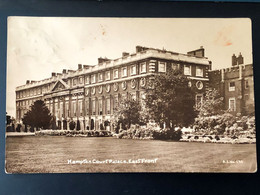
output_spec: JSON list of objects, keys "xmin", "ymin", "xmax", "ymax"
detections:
[
  {"xmin": 98, "ymin": 73, "xmax": 103, "ymax": 82},
  {"xmin": 229, "ymin": 82, "xmax": 235, "ymax": 91},
  {"xmin": 229, "ymin": 98, "xmax": 236, "ymax": 111},
  {"xmin": 158, "ymin": 62, "xmax": 166, "ymax": 72},
  {"xmin": 91, "ymin": 75, "xmax": 96, "ymax": 84},
  {"xmin": 106, "ymin": 71, "xmax": 110, "ymax": 80},
  {"xmin": 79, "ymin": 77, "xmax": 83, "ymax": 84},
  {"xmin": 130, "ymin": 65, "xmax": 136, "ymax": 75},
  {"xmin": 114, "ymin": 69, "xmax": 119, "ymax": 79},
  {"xmin": 140, "ymin": 62, "xmax": 146, "ymax": 73},
  {"xmin": 122, "ymin": 67, "xmax": 127, "ymax": 77},
  {"xmin": 92, "ymin": 99, "xmax": 96, "ymax": 115},
  {"xmin": 85, "ymin": 76, "xmax": 90, "ymax": 84},
  {"xmin": 184, "ymin": 65, "xmax": 191, "ymax": 75},
  {"xmin": 106, "ymin": 98, "xmax": 111, "ymax": 114},
  {"xmin": 72, "ymin": 101, "xmax": 76, "ymax": 117},
  {"xmin": 78, "ymin": 100, "xmax": 83, "ymax": 116},
  {"xmin": 245, "ymin": 79, "xmax": 249, "ymax": 89},
  {"xmin": 99, "ymin": 98, "xmax": 103, "ymax": 115},
  {"xmin": 172, "ymin": 63, "xmax": 179, "ymax": 70},
  {"xmin": 73, "ymin": 78, "xmax": 77, "ymax": 86},
  {"xmin": 196, "ymin": 66, "xmax": 203, "ymax": 77}
]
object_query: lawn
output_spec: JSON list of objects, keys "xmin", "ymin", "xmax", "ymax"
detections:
[{"xmin": 5, "ymin": 136, "xmax": 257, "ymax": 173}]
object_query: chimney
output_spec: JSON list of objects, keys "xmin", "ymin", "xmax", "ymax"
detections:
[
  {"xmin": 187, "ymin": 46, "xmax": 205, "ymax": 57},
  {"xmin": 232, "ymin": 54, "xmax": 237, "ymax": 66},
  {"xmin": 98, "ymin": 57, "xmax": 110, "ymax": 64},
  {"xmin": 122, "ymin": 52, "xmax": 130, "ymax": 57},
  {"xmin": 237, "ymin": 53, "xmax": 244, "ymax": 65},
  {"xmin": 26, "ymin": 80, "xmax": 30, "ymax": 84},
  {"xmin": 83, "ymin": 65, "xmax": 91, "ymax": 69},
  {"xmin": 136, "ymin": 46, "xmax": 143, "ymax": 53},
  {"xmin": 78, "ymin": 64, "xmax": 82, "ymax": 70},
  {"xmin": 62, "ymin": 69, "xmax": 67, "ymax": 74},
  {"xmin": 51, "ymin": 72, "xmax": 56, "ymax": 77}
]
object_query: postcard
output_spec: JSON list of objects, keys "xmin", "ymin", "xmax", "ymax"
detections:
[{"xmin": 5, "ymin": 17, "xmax": 256, "ymax": 173}]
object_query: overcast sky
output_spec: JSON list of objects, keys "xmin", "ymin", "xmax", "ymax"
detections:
[{"xmin": 6, "ymin": 17, "xmax": 252, "ymax": 117}]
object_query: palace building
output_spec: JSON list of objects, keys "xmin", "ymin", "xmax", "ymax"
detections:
[{"xmin": 15, "ymin": 46, "xmax": 213, "ymax": 130}]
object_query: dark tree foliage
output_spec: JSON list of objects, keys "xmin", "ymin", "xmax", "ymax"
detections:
[
  {"xmin": 145, "ymin": 69, "xmax": 196, "ymax": 129},
  {"xmin": 76, "ymin": 120, "xmax": 81, "ymax": 130},
  {"xmin": 22, "ymin": 100, "xmax": 52, "ymax": 130},
  {"xmin": 6, "ymin": 113, "xmax": 12, "ymax": 125},
  {"xmin": 69, "ymin": 120, "xmax": 76, "ymax": 130},
  {"xmin": 51, "ymin": 116, "xmax": 57, "ymax": 130},
  {"xmin": 113, "ymin": 98, "xmax": 143, "ymax": 129},
  {"xmin": 195, "ymin": 89, "xmax": 224, "ymax": 117}
]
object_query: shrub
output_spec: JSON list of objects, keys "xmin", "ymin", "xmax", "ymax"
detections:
[{"xmin": 69, "ymin": 121, "xmax": 76, "ymax": 130}]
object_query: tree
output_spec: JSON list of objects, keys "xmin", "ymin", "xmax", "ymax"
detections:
[
  {"xmin": 22, "ymin": 100, "xmax": 52, "ymax": 130},
  {"xmin": 6, "ymin": 112, "xmax": 12, "ymax": 126},
  {"xmin": 113, "ymin": 98, "xmax": 143, "ymax": 130},
  {"xmin": 76, "ymin": 120, "xmax": 81, "ymax": 130},
  {"xmin": 145, "ymin": 69, "xmax": 196, "ymax": 129},
  {"xmin": 69, "ymin": 120, "xmax": 76, "ymax": 130},
  {"xmin": 195, "ymin": 89, "xmax": 224, "ymax": 117}
]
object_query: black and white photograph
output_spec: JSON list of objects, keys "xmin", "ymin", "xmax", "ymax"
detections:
[{"xmin": 5, "ymin": 17, "xmax": 256, "ymax": 173}]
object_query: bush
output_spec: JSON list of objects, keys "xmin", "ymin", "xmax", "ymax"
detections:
[
  {"xmin": 69, "ymin": 121, "xmax": 76, "ymax": 130},
  {"xmin": 193, "ymin": 113, "xmax": 253, "ymax": 136},
  {"xmin": 117, "ymin": 127, "xmax": 182, "ymax": 141}
]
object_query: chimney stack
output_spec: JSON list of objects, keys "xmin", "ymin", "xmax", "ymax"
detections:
[
  {"xmin": 237, "ymin": 53, "xmax": 244, "ymax": 65},
  {"xmin": 136, "ymin": 46, "xmax": 142, "ymax": 53},
  {"xmin": 187, "ymin": 46, "xmax": 205, "ymax": 57},
  {"xmin": 232, "ymin": 53, "xmax": 244, "ymax": 66},
  {"xmin": 136, "ymin": 46, "xmax": 149, "ymax": 53},
  {"xmin": 62, "ymin": 69, "xmax": 67, "ymax": 74},
  {"xmin": 232, "ymin": 54, "xmax": 237, "ymax": 66},
  {"xmin": 26, "ymin": 80, "xmax": 30, "ymax": 84},
  {"xmin": 122, "ymin": 52, "xmax": 130, "ymax": 57},
  {"xmin": 78, "ymin": 64, "xmax": 82, "ymax": 70},
  {"xmin": 51, "ymin": 72, "xmax": 56, "ymax": 77},
  {"xmin": 83, "ymin": 65, "xmax": 91, "ymax": 69},
  {"xmin": 98, "ymin": 57, "xmax": 110, "ymax": 64}
]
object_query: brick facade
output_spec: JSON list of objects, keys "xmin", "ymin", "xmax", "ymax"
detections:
[
  {"xmin": 15, "ymin": 46, "xmax": 211, "ymax": 130},
  {"xmin": 209, "ymin": 54, "xmax": 254, "ymax": 115}
]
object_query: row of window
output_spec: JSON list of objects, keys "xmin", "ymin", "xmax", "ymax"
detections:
[
  {"xmin": 45, "ymin": 92, "xmax": 142, "ymax": 118},
  {"xmin": 17, "ymin": 99, "xmax": 39, "ymax": 107},
  {"xmin": 80, "ymin": 63, "xmax": 145, "ymax": 86},
  {"xmin": 184, "ymin": 65, "xmax": 203, "ymax": 77},
  {"xmin": 17, "ymin": 85, "xmax": 52, "ymax": 99},
  {"xmin": 17, "ymin": 61, "xmax": 205, "ymax": 99},
  {"xmin": 71, "ymin": 62, "xmax": 204, "ymax": 87},
  {"xmin": 196, "ymin": 95, "xmax": 237, "ymax": 112},
  {"xmin": 228, "ymin": 79, "xmax": 249, "ymax": 92}
]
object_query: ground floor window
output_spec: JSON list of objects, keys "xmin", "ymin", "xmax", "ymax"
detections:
[
  {"xmin": 106, "ymin": 98, "xmax": 111, "ymax": 114},
  {"xmin": 195, "ymin": 94, "xmax": 203, "ymax": 108},
  {"xmin": 229, "ymin": 97, "xmax": 236, "ymax": 111}
]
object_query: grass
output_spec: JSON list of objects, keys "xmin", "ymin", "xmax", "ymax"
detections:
[{"xmin": 5, "ymin": 136, "xmax": 257, "ymax": 173}]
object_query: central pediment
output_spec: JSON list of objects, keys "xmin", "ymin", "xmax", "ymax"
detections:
[{"xmin": 51, "ymin": 79, "xmax": 69, "ymax": 92}]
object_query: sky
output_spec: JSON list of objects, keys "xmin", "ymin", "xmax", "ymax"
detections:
[{"xmin": 6, "ymin": 17, "xmax": 253, "ymax": 117}]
